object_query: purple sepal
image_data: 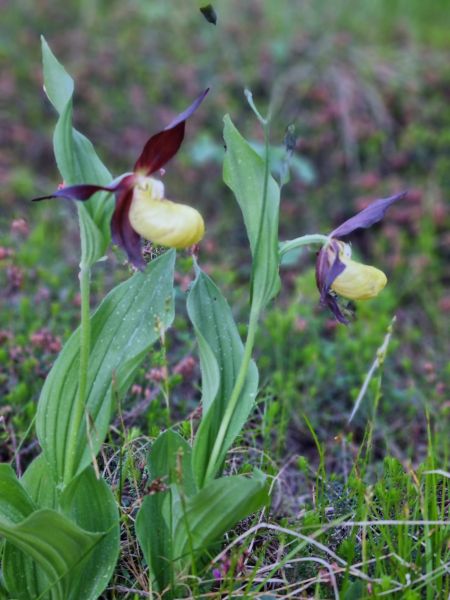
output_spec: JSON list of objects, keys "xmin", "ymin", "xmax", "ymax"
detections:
[
  {"xmin": 111, "ymin": 188, "xmax": 146, "ymax": 270},
  {"xmin": 316, "ymin": 243, "xmax": 345, "ymax": 298},
  {"xmin": 133, "ymin": 89, "xmax": 209, "ymax": 175},
  {"xmin": 33, "ymin": 183, "xmax": 117, "ymax": 202},
  {"xmin": 330, "ymin": 191, "xmax": 406, "ymax": 238},
  {"xmin": 165, "ymin": 88, "xmax": 209, "ymax": 130},
  {"xmin": 32, "ymin": 174, "xmax": 134, "ymax": 203},
  {"xmin": 318, "ymin": 245, "xmax": 346, "ymax": 301},
  {"xmin": 324, "ymin": 294, "xmax": 349, "ymax": 324},
  {"xmin": 316, "ymin": 242, "xmax": 349, "ymax": 324}
]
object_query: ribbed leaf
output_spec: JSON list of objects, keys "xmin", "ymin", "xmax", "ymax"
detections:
[
  {"xmin": 3, "ymin": 457, "xmax": 120, "ymax": 600},
  {"xmin": 136, "ymin": 430, "xmax": 195, "ymax": 592},
  {"xmin": 0, "ymin": 509, "xmax": 102, "ymax": 600},
  {"xmin": 188, "ymin": 268, "xmax": 258, "ymax": 486},
  {"xmin": 173, "ymin": 473, "xmax": 268, "ymax": 559},
  {"xmin": 2, "ymin": 458, "xmax": 54, "ymax": 599},
  {"xmin": 223, "ymin": 115, "xmax": 280, "ymax": 310},
  {"xmin": 0, "ymin": 465, "xmax": 35, "ymax": 525},
  {"xmin": 59, "ymin": 466, "xmax": 119, "ymax": 599},
  {"xmin": 136, "ymin": 436, "xmax": 267, "ymax": 593},
  {"xmin": 41, "ymin": 37, "xmax": 114, "ymax": 265},
  {"xmin": 41, "ymin": 36, "xmax": 73, "ymax": 113},
  {"xmin": 145, "ymin": 430, "xmax": 196, "ymax": 497},
  {"xmin": 36, "ymin": 250, "xmax": 176, "ymax": 484}
]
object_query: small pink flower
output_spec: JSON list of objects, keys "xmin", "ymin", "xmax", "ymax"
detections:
[
  {"xmin": 0, "ymin": 247, "xmax": 14, "ymax": 260},
  {"xmin": 173, "ymin": 356, "xmax": 196, "ymax": 379},
  {"xmin": 10, "ymin": 218, "xmax": 29, "ymax": 237},
  {"xmin": 30, "ymin": 328, "xmax": 61, "ymax": 353},
  {"xmin": 145, "ymin": 367, "xmax": 168, "ymax": 383}
]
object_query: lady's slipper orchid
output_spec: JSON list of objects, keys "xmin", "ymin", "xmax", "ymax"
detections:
[
  {"xmin": 316, "ymin": 192, "xmax": 406, "ymax": 323},
  {"xmin": 33, "ymin": 89, "xmax": 209, "ymax": 268}
]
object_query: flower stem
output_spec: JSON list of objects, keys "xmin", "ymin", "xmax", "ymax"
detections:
[
  {"xmin": 64, "ymin": 262, "xmax": 91, "ymax": 485},
  {"xmin": 279, "ymin": 234, "xmax": 329, "ymax": 257},
  {"xmin": 204, "ymin": 93, "xmax": 274, "ymax": 483},
  {"xmin": 244, "ymin": 89, "xmax": 268, "ymax": 126},
  {"xmin": 203, "ymin": 304, "xmax": 260, "ymax": 483}
]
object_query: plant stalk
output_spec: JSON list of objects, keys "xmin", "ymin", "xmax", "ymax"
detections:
[
  {"xmin": 64, "ymin": 261, "xmax": 91, "ymax": 485},
  {"xmin": 204, "ymin": 96, "xmax": 327, "ymax": 484},
  {"xmin": 203, "ymin": 92, "xmax": 271, "ymax": 483},
  {"xmin": 203, "ymin": 304, "xmax": 260, "ymax": 483},
  {"xmin": 279, "ymin": 234, "xmax": 329, "ymax": 257}
]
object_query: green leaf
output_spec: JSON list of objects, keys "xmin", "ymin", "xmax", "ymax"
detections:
[
  {"xmin": 2, "ymin": 458, "xmax": 56, "ymax": 599},
  {"xmin": 3, "ymin": 457, "xmax": 119, "ymax": 600},
  {"xmin": 41, "ymin": 37, "xmax": 114, "ymax": 266},
  {"xmin": 41, "ymin": 36, "xmax": 74, "ymax": 114},
  {"xmin": 36, "ymin": 250, "xmax": 176, "ymax": 484},
  {"xmin": 250, "ymin": 140, "xmax": 316, "ymax": 186},
  {"xmin": 136, "ymin": 494, "xmax": 172, "ymax": 593},
  {"xmin": 0, "ymin": 465, "xmax": 35, "ymax": 525},
  {"xmin": 53, "ymin": 99, "xmax": 115, "ymax": 245},
  {"xmin": 60, "ymin": 468, "xmax": 119, "ymax": 599},
  {"xmin": 188, "ymin": 268, "xmax": 258, "ymax": 486},
  {"xmin": 137, "ymin": 436, "xmax": 267, "ymax": 592},
  {"xmin": 173, "ymin": 473, "xmax": 268, "ymax": 560},
  {"xmin": 136, "ymin": 430, "xmax": 194, "ymax": 592},
  {"xmin": 146, "ymin": 430, "xmax": 196, "ymax": 497},
  {"xmin": 0, "ymin": 509, "xmax": 102, "ymax": 600},
  {"xmin": 223, "ymin": 115, "xmax": 280, "ymax": 310}
]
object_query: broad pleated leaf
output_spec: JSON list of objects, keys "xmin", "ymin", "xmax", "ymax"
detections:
[
  {"xmin": 41, "ymin": 37, "xmax": 73, "ymax": 113},
  {"xmin": 144, "ymin": 430, "xmax": 196, "ymax": 497},
  {"xmin": 0, "ymin": 509, "xmax": 102, "ymax": 600},
  {"xmin": 172, "ymin": 472, "xmax": 268, "ymax": 560},
  {"xmin": 136, "ymin": 430, "xmax": 194, "ymax": 592},
  {"xmin": 223, "ymin": 115, "xmax": 280, "ymax": 310},
  {"xmin": 188, "ymin": 268, "xmax": 258, "ymax": 486},
  {"xmin": 59, "ymin": 466, "xmax": 119, "ymax": 600},
  {"xmin": 2, "ymin": 458, "xmax": 56, "ymax": 599},
  {"xmin": 3, "ymin": 457, "xmax": 120, "ymax": 600},
  {"xmin": 36, "ymin": 250, "xmax": 176, "ymax": 484},
  {"xmin": 41, "ymin": 37, "xmax": 114, "ymax": 265},
  {"xmin": 0, "ymin": 465, "xmax": 35, "ymax": 525}
]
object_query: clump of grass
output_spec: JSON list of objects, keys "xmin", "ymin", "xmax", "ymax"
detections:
[{"xmin": 99, "ymin": 316, "xmax": 448, "ymax": 598}]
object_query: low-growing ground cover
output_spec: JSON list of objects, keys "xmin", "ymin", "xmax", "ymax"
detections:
[{"xmin": 0, "ymin": 1, "xmax": 448, "ymax": 598}]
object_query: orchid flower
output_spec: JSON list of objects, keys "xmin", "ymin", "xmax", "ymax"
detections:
[
  {"xmin": 33, "ymin": 89, "xmax": 209, "ymax": 269},
  {"xmin": 315, "ymin": 192, "xmax": 406, "ymax": 323}
]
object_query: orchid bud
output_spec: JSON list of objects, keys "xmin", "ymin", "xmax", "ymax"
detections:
[
  {"xmin": 129, "ymin": 177, "xmax": 205, "ymax": 249},
  {"xmin": 330, "ymin": 242, "xmax": 387, "ymax": 300}
]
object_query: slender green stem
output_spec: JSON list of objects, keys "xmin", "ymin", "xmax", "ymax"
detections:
[
  {"xmin": 203, "ymin": 304, "xmax": 260, "ymax": 483},
  {"xmin": 203, "ymin": 95, "xmax": 329, "ymax": 484},
  {"xmin": 279, "ymin": 234, "xmax": 329, "ymax": 257},
  {"xmin": 249, "ymin": 120, "xmax": 272, "ymax": 304},
  {"xmin": 64, "ymin": 262, "xmax": 91, "ymax": 484},
  {"xmin": 203, "ymin": 92, "xmax": 272, "ymax": 483},
  {"xmin": 244, "ymin": 89, "xmax": 268, "ymax": 125},
  {"xmin": 245, "ymin": 88, "xmax": 272, "ymax": 305}
]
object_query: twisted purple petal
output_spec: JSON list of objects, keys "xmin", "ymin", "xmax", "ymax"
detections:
[
  {"xmin": 315, "ymin": 242, "xmax": 349, "ymax": 324},
  {"xmin": 330, "ymin": 191, "xmax": 406, "ymax": 238},
  {"xmin": 134, "ymin": 89, "xmax": 209, "ymax": 175},
  {"xmin": 32, "ymin": 174, "xmax": 134, "ymax": 202},
  {"xmin": 323, "ymin": 251, "xmax": 346, "ymax": 300},
  {"xmin": 111, "ymin": 188, "xmax": 145, "ymax": 270},
  {"xmin": 316, "ymin": 242, "xmax": 346, "ymax": 301},
  {"xmin": 33, "ymin": 183, "xmax": 118, "ymax": 202},
  {"xmin": 324, "ymin": 294, "xmax": 349, "ymax": 324}
]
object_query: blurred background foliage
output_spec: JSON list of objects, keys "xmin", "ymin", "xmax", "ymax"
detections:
[{"xmin": 0, "ymin": 0, "xmax": 449, "ymax": 468}]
